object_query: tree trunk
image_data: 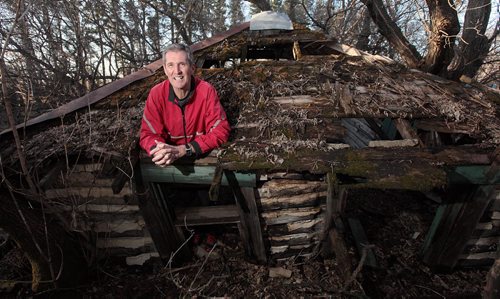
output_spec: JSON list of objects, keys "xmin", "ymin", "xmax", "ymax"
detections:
[
  {"xmin": 420, "ymin": 0, "xmax": 460, "ymax": 75},
  {"xmin": 360, "ymin": 0, "xmax": 421, "ymax": 68},
  {"xmin": 447, "ymin": 0, "xmax": 493, "ymax": 80}
]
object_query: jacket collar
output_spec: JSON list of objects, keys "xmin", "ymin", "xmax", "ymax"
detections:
[{"xmin": 168, "ymin": 76, "xmax": 196, "ymax": 108}]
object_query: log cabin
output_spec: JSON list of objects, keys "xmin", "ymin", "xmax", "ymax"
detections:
[{"xmin": 0, "ymin": 12, "xmax": 498, "ymax": 288}]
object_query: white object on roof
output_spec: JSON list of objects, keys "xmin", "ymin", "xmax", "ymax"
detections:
[{"xmin": 250, "ymin": 11, "xmax": 293, "ymax": 31}]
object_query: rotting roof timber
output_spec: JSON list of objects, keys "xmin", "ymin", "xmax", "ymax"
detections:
[{"xmin": 0, "ymin": 22, "xmax": 498, "ymax": 185}]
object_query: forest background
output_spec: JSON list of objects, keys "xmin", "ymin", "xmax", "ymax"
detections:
[{"xmin": 0, "ymin": 0, "xmax": 498, "ymax": 131}]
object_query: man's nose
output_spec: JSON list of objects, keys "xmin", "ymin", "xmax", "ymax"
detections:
[{"xmin": 174, "ymin": 65, "xmax": 182, "ymax": 73}]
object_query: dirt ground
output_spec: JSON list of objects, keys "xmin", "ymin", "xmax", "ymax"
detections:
[{"xmin": 0, "ymin": 189, "xmax": 491, "ymax": 298}]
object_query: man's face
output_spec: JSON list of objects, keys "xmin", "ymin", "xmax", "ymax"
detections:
[{"xmin": 163, "ymin": 50, "xmax": 195, "ymax": 93}]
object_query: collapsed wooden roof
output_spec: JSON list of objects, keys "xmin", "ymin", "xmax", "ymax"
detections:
[{"xmin": 1, "ymin": 22, "xmax": 499, "ymax": 189}]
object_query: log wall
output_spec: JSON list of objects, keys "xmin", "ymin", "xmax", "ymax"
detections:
[
  {"xmin": 255, "ymin": 177, "xmax": 327, "ymax": 261},
  {"xmin": 44, "ymin": 162, "xmax": 158, "ymax": 266}
]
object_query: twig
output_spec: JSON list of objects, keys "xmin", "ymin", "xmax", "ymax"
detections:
[
  {"xmin": 342, "ymin": 244, "xmax": 375, "ymax": 291},
  {"xmin": 415, "ymin": 284, "xmax": 445, "ymax": 298}
]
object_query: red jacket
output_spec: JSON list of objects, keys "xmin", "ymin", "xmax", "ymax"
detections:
[{"xmin": 139, "ymin": 77, "xmax": 230, "ymax": 156}]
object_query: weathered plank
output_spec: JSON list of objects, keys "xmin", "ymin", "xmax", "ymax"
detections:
[
  {"xmin": 261, "ymin": 206, "xmax": 323, "ymax": 225},
  {"xmin": 57, "ymin": 204, "xmax": 139, "ymax": 213},
  {"xmin": 45, "ymin": 186, "xmax": 131, "ymax": 199},
  {"xmin": 134, "ymin": 162, "xmax": 190, "ymax": 262},
  {"xmin": 422, "ymin": 184, "xmax": 496, "ymax": 270},
  {"xmin": 259, "ymin": 191, "xmax": 327, "ymax": 210},
  {"xmin": 96, "ymin": 237, "xmax": 154, "ymax": 249},
  {"xmin": 257, "ymin": 179, "xmax": 326, "ymax": 198},
  {"xmin": 368, "ymin": 139, "xmax": 419, "ymax": 148},
  {"xmin": 348, "ymin": 218, "xmax": 378, "ymax": 268},
  {"xmin": 174, "ymin": 205, "xmax": 240, "ymax": 226},
  {"xmin": 140, "ymin": 162, "xmax": 256, "ymax": 187},
  {"xmin": 231, "ymin": 186, "xmax": 267, "ymax": 263},
  {"xmin": 221, "ymin": 145, "xmax": 492, "ymax": 190},
  {"xmin": 393, "ymin": 118, "xmax": 423, "ymax": 147}
]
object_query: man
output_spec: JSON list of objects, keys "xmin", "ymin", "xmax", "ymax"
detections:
[{"xmin": 140, "ymin": 43, "xmax": 230, "ymax": 167}]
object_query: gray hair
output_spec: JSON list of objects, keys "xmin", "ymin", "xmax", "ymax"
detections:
[{"xmin": 162, "ymin": 43, "xmax": 194, "ymax": 66}]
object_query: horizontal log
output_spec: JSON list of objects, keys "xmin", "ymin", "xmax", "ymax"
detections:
[
  {"xmin": 55, "ymin": 174, "xmax": 115, "ymax": 187},
  {"xmin": 368, "ymin": 139, "xmax": 419, "ymax": 148},
  {"xmin": 272, "ymin": 95, "xmax": 316, "ymax": 105},
  {"xmin": 466, "ymin": 237, "xmax": 500, "ymax": 247},
  {"xmin": 258, "ymin": 180, "xmax": 326, "ymax": 198},
  {"xmin": 415, "ymin": 119, "xmax": 472, "ymax": 134},
  {"xmin": 57, "ymin": 204, "xmax": 139, "ymax": 214},
  {"xmin": 126, "ymin": 252, "xmax": 160, "ymax": 266},
  {"xmin": 459, "ymin": 251, "xmax": 497, "ymax": 260},
  {"xmin": 222, "ymin": 145, "xmax": 493, "ymax": 190},
  {"xmin": 92, "ymin": 219, "xmax": 146, "ymax": 234},
  {"xmin": 71, "ymin": 163, "xmax": 104, "ymax": 172},
  {"xmin": 174, "ymin": 205, "xmax": 240, "ymax": 226},
  {"xmin": 262, "ymin": 206, "xmax": 323, "ymax": 225},
  {"xmin": 270, "ymin": 243, "xmax": 315, "ymax": 255},
  {"xmin": 269, "ymin": 232, "xmax": 319, "ymax": 246},
  {"xmin": 267, "ymin": 219, "xmax": 324, "ymax": 235},
  {"xmin": 476, "ymin": 222, "xmax": 494, "ymax": 230},
  {"xmin": 96, "ymin": 237, "xmax": 154, "ymax": 249},
  {"xmin": 259, "ymin": 191, "xmax": 327, "ymax": 210},
  {"xmin": 45, "ymin": 186, "xmax": 131, "ymax": 199},
  {"xmin": 288, "ymin": 218, "xmax": 323, "ymax": 232}
]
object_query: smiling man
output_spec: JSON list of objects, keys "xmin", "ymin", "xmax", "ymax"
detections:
[{"xmin": 139, "ymin": 43, "xmax": 230, "ymax": 167}]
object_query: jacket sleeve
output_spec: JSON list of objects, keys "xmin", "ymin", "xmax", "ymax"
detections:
[
  {"xmin": 190, "ymin": 85, "xmax": 230, "ymax": 156},
  {"xmin": 139, "ymin": 90, "xmax": 166, "ymax": 155}
]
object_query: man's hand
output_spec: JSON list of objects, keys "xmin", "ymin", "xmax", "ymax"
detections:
[{"xmin": 150, "ymin": 140, "xmax": 187, "ymax": 167}]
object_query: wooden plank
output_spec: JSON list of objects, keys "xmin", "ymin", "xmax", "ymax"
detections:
[
  {"xmin": 258, "ymin": 179, "xmax": 326, "ymax": 199},
  {"xmin": 422, "ymin": 184, "xmax": 496, "ymax": 270},
  {"xmin": 415, "ymin": 119, "xmax": 472, "ymax": 134},
  {"xmin": 237, "ymin": 187, "xmax": 267, "ymax": 263},
  {"xmin": 174, "ymin": 205, "xmax": 240, "ymax": 226},
  {"xmin": 96, "ymin": 236, "xmax": 154, "ymax": 249},
  {"xmin": 347, "ymin": 218, "xmax": 378, "ymax": 268},
  {"xmin": 394, "ymin": 118, "xmax": 423, "ymax": 147},
  {"xmin": 261, "ymin": 206, "xmax": 322, "ymax": 225},
  {"xmin": 225, "ymin": 170, "xmax": 266, "ymax": 263},
  {"xmin": 259, "ymin": 191, "xmax": 327, "ymax": 210},
  {"xmin": 134, "ymin": 162, "xmax": 190, "ymax": 262},
  {"xmin": 45, "ymin": 186, "xmax": 131, "ymax": 199},
  {"xmin": 449, "ymin": 166, "xmax": 500, "ymax": 185},
  {"xmin": 368, "ymin": 139, "xmax": 419, "ymax": 148},
  {"xmin": 126, "ymin": 252, "xmax": 160, "ymax": 266},
  {"xmin": 57, "ymin": 204, "xmax": 139, "ymax": 213},
  {"xmin": 140, "ymin": 162, "xmax": 256, "ymax": 187}
]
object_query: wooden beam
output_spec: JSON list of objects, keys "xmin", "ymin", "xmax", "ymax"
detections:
[
  {"xmin": 321, "ymin": 173, "xmax": 352, "ymax": 281},
  {"xmin": 238, "ymin": 187, "xmax": 267, "ymax": 263},
  {"xmin": 134, "ymin": 163, "xmax": 190, "ymax": 262},
  {"xmin": 449, "ymin": 165, "xmax": 500, "ymax": 185},
  {"xmin": 348, "ymin": 217, "xmax": 378, "ymax": 268},
  {"xmin": 140, "ymin": 162, "xmax": 256, "ymax": 187},
  {"xmin": 415, "ymin": 119, "xmax": 472, "ymax": 134},
  {"xmin": 393, "ymin": 118, "xmax": 424, "ymax": 147},
  {"xmin": 174, "ymin": 205, "xmax": 240, "ymax": 226},
  {"xmin": 226, "ymin": 170, "xmax": 266, "ymax": 263},
  {"xmin": 421, "ymin": 184, "xmax": 496, "ymax": 270}
]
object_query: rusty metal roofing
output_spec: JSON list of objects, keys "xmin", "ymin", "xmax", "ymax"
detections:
[{"xmin": 0, "ymin": 22, "xmax": 250, "ymax": 136}]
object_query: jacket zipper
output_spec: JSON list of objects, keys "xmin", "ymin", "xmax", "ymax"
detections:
[{"xmin": 180, "ymin": 105, "xmax": 188, "ymax": 144}]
